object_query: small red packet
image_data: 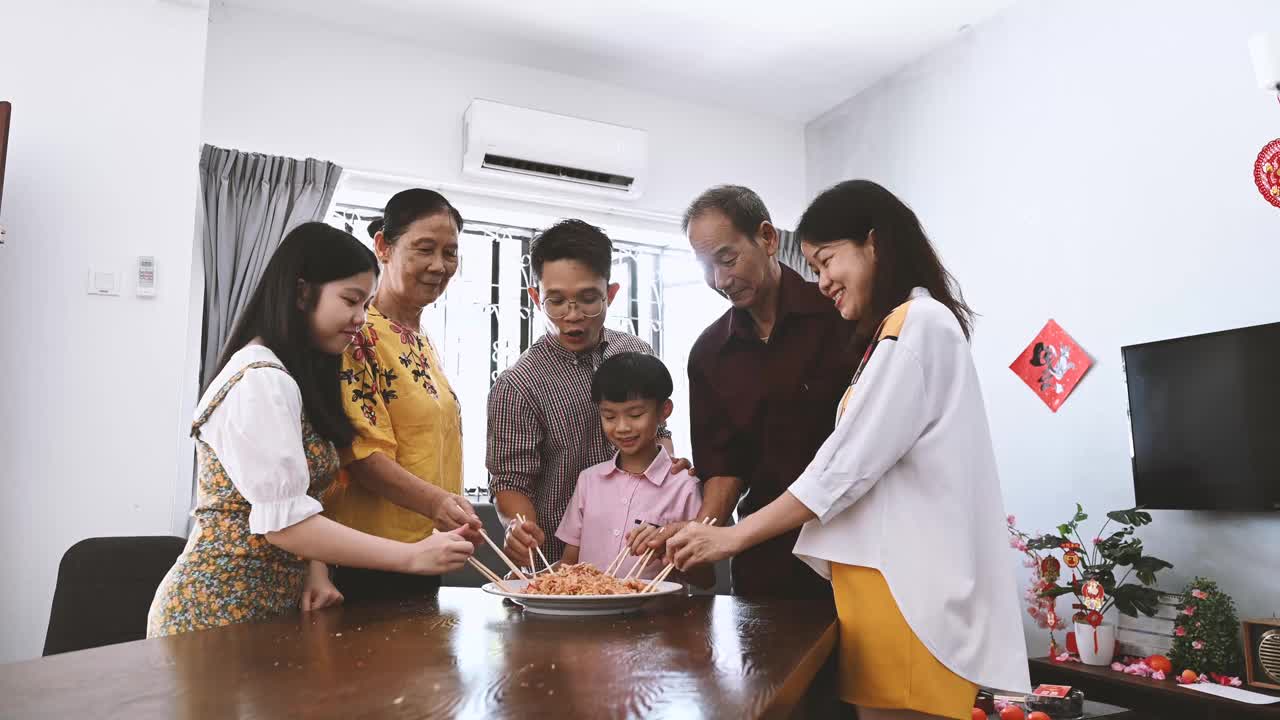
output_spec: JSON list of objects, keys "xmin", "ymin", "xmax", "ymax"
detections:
[{"xmin": 1033, "ymin": 684, "xmax": 1073, "ymax": 698}]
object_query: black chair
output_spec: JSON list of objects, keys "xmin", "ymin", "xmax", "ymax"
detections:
[{"xmin": 43, "ymin": 536, "xmax": 187, "ymax": 656}]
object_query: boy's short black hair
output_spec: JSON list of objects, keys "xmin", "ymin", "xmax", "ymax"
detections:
[
  {"xmin": 591, "ymin": 352, "xmax": 673, "ymax": 404},
  {"xmin": 529, "ymin": 218, "xmax": 613, "ymax": 282}
]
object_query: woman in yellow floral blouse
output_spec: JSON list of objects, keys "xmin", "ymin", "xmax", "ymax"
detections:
[
  {"xmin": 325, "ymin": 189, "xmax": 483, "ymax": 603},
  {"xmin": 148, "ymin": 223, "xmax": 475, "ymax": 637}
]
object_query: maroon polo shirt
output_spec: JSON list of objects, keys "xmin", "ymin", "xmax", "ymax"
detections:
[{"xmin": 688, "ymin": 264, "xmax": 861, "ymax": 598}]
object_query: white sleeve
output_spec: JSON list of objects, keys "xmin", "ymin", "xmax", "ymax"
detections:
[
  {"xmin": 788, "ymin": 340, "xmax": 929, "ymax": 524},
  {"xmin": 201, "ymin": 366, "xmax": 324, "ymax": 534}
]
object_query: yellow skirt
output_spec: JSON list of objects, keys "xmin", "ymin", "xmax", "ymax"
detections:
[{"xmin": 831, "ymin": 564, "xmax": 978, "ymax": 719}]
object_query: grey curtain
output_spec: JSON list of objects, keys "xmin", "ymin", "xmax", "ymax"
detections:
[
  {"xmin": 198, "ymin": 145, "xmax": 343, "ymax": 387},
  {"xmin": 776, "ymin": 228, "xmax": 817, "ymax": 282}
]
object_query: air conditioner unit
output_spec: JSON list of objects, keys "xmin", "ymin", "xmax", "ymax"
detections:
[{"xmin": 462, "ymin": 99, "xmax": 648, "ymax": 200}]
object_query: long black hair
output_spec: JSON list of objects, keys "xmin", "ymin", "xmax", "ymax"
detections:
[
  {"xmin": 796, "ymin": 180, "xmax": 975, "ymax": 339},
  {"xmin": 211, "ymin": 222, "xmax": 379, "ymax": 445}
]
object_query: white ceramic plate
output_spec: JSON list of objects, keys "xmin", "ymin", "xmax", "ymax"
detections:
[{"xmin": 481, "ymin": 579, "xmax": 683, "ymax": 615}]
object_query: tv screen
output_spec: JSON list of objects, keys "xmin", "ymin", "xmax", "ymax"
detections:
[
  {"xmin": 0, "ymin": 101, "xmax": 9, "ymax": 214},
  {"xmin": 1123, "ymin": 322, "xmax": 1280, "ymax": 511}
]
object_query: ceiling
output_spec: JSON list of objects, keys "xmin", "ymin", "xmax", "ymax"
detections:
[{"xmin": 226, "ymin": 0, "xmax": 1020, "ymax": 122}]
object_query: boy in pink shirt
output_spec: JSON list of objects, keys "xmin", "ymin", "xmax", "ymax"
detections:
[{"xmin": 556, "ymin": 353, "xmax": 713, "ymax": 587}]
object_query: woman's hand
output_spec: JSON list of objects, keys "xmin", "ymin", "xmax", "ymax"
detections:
[
  {"xmin": 430, "ymin": 492, "xmax": 483, "ymax": 541},
  {"xmin": 300, "ymin": 560, "xmax": 344, "ymax": 612},
  {"xmin": 666, "ymin": 523, "xmax": 743, "ymax": 571},
  {"xmin": 405, "ymin": 527, "xmax": 475, "ymax": 575}
]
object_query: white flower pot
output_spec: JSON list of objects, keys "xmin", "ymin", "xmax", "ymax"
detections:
[{"xmin": 1075, "ymin": 621, "xmax": 1117, "ymax": 666}]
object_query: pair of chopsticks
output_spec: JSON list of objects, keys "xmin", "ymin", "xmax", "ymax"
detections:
[
  {"xmin": 516, "ymin": 513, "xmax": 555, "ymax": 575},
  {"xmin": 433, "ymin": 528, "xmax": 513, "ymax": 592},
  {"xmin": 604, "ymin": 520, "xmax": 661, "ymax": 577},
  {"xmin": 435, "ymin": 514, "xmax": 552, "ymax": 592},
  {"xmin": 642, "ymin": 517, "xmax": 716, "ymax": 593}
]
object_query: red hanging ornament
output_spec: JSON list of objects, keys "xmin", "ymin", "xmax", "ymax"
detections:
[
  {"xmin": 1085, "ymin": 609, "xmax": 1105, "ymax": 654},
  {"xmin": 1041, "ymin": 556, "xmax": 1061, "ymax": 583},
  {"xmin": 1082, "ymin": 579, "xmax": 1106, "ymax": 611},
  {"xmin": 1063, "ymin": 550, "xmax": 1081, "ymax": 569},
  {"xmin": 1254, "ymin": 139, "xmax": 1280, "ymax": 208}
]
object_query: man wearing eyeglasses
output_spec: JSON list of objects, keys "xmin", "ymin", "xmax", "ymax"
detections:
[{"xmin": 486, "ymin": 219, "xmax": 681, "ymax": 564}]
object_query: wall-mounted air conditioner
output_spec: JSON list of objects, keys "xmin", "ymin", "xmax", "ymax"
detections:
[{"xmin": 462, "ymin": 99, "xmax": 648, "ymax": 200}]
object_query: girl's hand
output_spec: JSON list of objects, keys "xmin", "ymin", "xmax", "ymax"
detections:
[
  {"xmin": 666, "ymin": 523, "xmax": 742, "ymax": 571},
  {"xmin": 300, "ymin": 561, "xmax": 344, "ymax": 612},
  {"xmin": 406, "ymin": 527, "xmax": 475, "ymax": 575}
]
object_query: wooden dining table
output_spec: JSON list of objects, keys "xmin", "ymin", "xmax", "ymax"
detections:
[{"xmin": 0, "ymin": 587, "xmax": 838, "ymax": 719}]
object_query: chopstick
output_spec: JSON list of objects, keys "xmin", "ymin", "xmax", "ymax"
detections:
[
  {"xmin": 516, "ymin": 513, "xmax": 555, "ymax": 573},
  {"xmin": 643, "ymin": 517, "xmax": 716, "ymax": 592},
  {"xmin": 625, "ymin": 522, "xmax": 664, "ymax": 579},
  {"xmin": 433, "ymin": 529, "xmax": 512, "ymax": 592},
  {"xmin": 477, "ymin": 528, "xmax": 529, "ymax": 581},
  {"xmin": 625, "ymin": 547, "xmax": 656, "ymax": 580},
  {"xmin": 604, "ymin": 544, "xmax": 630, "ymax": 576}
]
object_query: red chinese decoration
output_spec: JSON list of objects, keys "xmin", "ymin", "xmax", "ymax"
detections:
[
  {"xmin": 1082, "ymin": 579, "xmax": 1106, "ymax": 611},
  {"xmin": 1040, "ymin": 556, "xmax": 1061, "ymax": 584},
  {"xmin": 1255, "ymin": 139, "xmax": 1280, "ymax": 208},
  {"xmin": 1010, "ymin": 320, "xmax": 1093, "ymax": 412}
]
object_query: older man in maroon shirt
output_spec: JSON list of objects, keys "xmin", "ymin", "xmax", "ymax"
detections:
[{"xmin": 643, "ymin": 185, "xmax": 860, "ymax": 599}]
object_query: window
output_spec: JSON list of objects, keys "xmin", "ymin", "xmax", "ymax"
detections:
[{"xmin": 329, "ymin": 203, "xmax": 726, "ymax": 496}]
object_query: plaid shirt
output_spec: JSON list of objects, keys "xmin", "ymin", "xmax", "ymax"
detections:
[{"xmin": 486, "ymin": 328, "xmax": 670, "ymax": 562}]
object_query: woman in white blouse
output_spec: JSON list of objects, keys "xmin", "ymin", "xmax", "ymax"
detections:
[
  {"xmin": 667, "ymin": 181, "xmax": 1029, "ymax": 719},
  {"xmin": 148, "ymin": 223, "xmax": 475, "ymax": 637}
]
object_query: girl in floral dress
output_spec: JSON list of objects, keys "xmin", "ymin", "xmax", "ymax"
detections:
[{"xmin": 148, "ymin": 222, "xmax": 475, "ymax": 637}]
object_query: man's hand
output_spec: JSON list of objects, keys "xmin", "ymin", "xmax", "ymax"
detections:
[
  {"xmin": 504, "ymin": 516, "xmax": 546, "ymax": 562},
  {"xmin": 670, "ymin": 457, "xmax": 696, "ymax": 477}
]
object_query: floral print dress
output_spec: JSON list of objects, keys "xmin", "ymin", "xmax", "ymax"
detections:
[{"xmin": 147, "ymin": 355, "xmax": 339, "ymax": 637}]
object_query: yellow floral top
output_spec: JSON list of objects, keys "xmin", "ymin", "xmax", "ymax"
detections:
[{"xmin": 326, "ymin": 306, "xmax": 463, "ymax": 543}]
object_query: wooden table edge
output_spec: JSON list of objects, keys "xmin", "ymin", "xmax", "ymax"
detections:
[{"xmin": 762, "ymin": 619, "xmax": 839, "ymax": 720}]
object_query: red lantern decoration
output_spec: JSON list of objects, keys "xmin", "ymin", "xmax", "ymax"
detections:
[
  {"xmin": 1255, "ymin": 139, "xmax": 1280, "ymax": 208},
  {"xmin": 1041, "ymin": 556, "xmax": 1061, "ymax": 583}
]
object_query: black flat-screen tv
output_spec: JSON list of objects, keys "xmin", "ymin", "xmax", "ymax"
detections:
[
  {"xmin": 1122, "ymin": 322, "xmax": 1280, "ymax": 511},
  {"xmin": 0, "ymin": 101, "xmax": 10, "ymax": 215}
]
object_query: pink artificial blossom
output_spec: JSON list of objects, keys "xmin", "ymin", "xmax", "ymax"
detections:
[
  {"xmin": 1191, "ymin": 589, "xmax": 1208, "ymax": 600},
  {"xmin": 1193, "ymin": 640, "xmax": 1205, "ymax": 650},
  {"xmin": 1183, "ymin": 605, "xmax": 1196, "ymax": 616},
  {"xmin": 1152, "ymin": 670, "xmax": 1166, "ymax": 681},
  {"xmin": 1093, "ymin": 537, "xmax": 1103, "ymax": 545},
  {"xmin": 1007, "ymin": 514, "xmax": 1017, "ymax": 526},
  {"xmin": 1175, "ymin": 626, "xmax": 1187, "ymax": 636}
]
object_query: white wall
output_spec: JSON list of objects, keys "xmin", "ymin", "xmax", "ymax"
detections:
[
  {"xmin": 200, "ymin": 3, "xmax": 808, "ymax": 226},
  {"xmin": 806, "ymin": 0, "xmax": 1280, "ymax": 650},
  {"xmin": 0, "ymin": 0, "xmax": 209, "ymax": 662}
]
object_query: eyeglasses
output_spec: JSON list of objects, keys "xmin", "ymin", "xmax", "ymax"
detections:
[{"xmin": 541, "ymin": 296, "xmax": 605, "ymax": 319}]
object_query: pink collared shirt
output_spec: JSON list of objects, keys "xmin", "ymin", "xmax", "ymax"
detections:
[{"xmin": 555, "ymin": 446, "xmax": 701, "ymax": 579}]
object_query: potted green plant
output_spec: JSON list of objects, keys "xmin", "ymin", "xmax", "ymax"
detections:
[{"xmin": 1009, "ymin": 505, "xmax": 1173, "ymax": 665}]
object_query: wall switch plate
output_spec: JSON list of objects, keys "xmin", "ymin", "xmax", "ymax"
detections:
[
  {"xmin": 137, "ymin": 256, "xmax": 156, "ymax": 297},
  {"xmin": 87, "ymin": 268, "xmax": 120, "ymax": 296}
]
